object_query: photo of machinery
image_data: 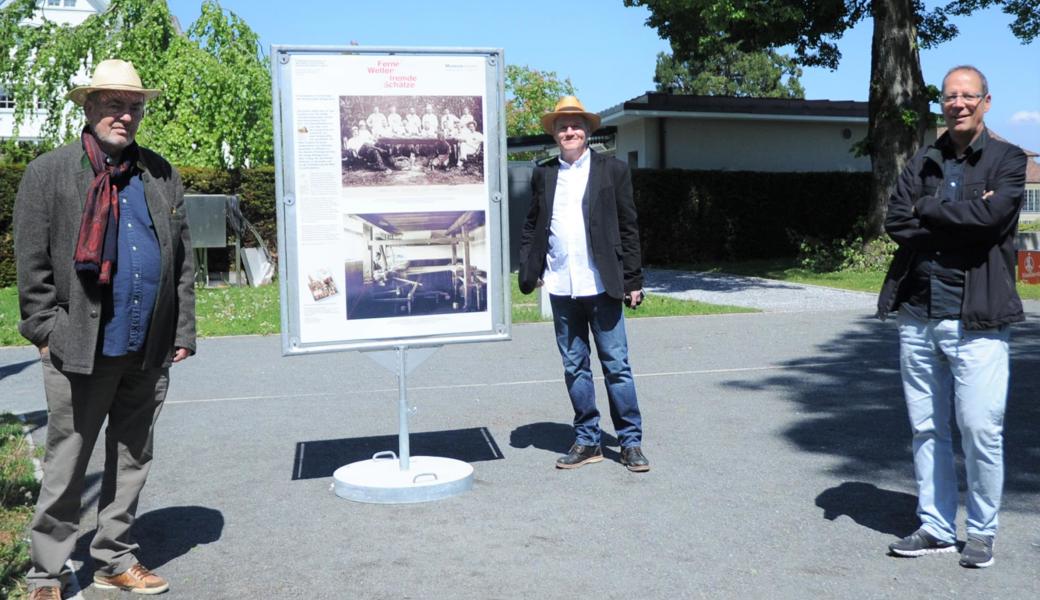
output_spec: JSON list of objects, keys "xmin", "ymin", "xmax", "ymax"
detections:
[{"xmin": 343, "ymin": 211, "xmax": 488, "ymax": 319}]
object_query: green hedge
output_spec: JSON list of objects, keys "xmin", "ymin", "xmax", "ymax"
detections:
[
  {"xmin": 0, "ymin": 164, "xmax": 275, "ymax": 287},
  {"xmin": 632, "ymin": 169, "xmax": 872, "ymax": 264},
  {"xmin": 0, "ymin": 164, "xmax": 870, "ymax": 287}
]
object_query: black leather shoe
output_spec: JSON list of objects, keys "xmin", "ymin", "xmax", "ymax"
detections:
[
  {"xmin": 556, "ymin": 444, "xmax": 603, "ymax": 469},
  {"xmin": 620, "ymin": 446, "xmax": 650, "ymax": 472}
]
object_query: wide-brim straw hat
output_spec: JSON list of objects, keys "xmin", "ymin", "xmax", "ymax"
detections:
[
  {"xmin": 67, "ymin": 59, "xmax": 161, "ymax": 106},
  {"xmin": 540, "ymin": 96, "xmax": 600, "ymax": 135}
]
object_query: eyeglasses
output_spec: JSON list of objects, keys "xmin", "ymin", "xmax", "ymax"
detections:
[{"xmin": 941, "ymin": 93, "xmax": 985, "ymax": 105}]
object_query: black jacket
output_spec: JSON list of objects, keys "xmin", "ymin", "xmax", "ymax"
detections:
[
  {"xmin": 517, "ymin": 150, "xmax": 643, "ymax": 299},
  {"xmin": 876, "ymin": 129, "xmax": 1027, "ymax": 329}
]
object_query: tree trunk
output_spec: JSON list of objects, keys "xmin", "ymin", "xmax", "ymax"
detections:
[{"xmin": 865, "ymin": 0, "xmax": 931, "ymax": 239}]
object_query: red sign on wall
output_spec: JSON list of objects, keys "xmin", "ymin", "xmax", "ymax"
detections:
[{"xmin": 1018, "ymin": 251, "xmax": 1040, "ymax": 284}]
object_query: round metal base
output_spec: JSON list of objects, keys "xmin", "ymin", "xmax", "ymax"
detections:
[{"xmin": 333, "ymin": 456, "xmax": 474, "ymax": 504}]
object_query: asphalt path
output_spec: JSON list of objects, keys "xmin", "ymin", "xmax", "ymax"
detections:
[{"xmin": 1, "ymin": 289, "xmax": 1039, "ymax": 599}]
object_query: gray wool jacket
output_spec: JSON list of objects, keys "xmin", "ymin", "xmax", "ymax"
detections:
[{"xmin": 14, "ymin": 141, "xmax": 196, "ymax": 375}]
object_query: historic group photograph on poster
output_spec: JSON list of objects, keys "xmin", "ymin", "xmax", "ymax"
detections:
[
  {"xmin": 342, "ymin": 211, "xmax": 488, "ymax": 319},
  {"xmin": 275, "ymin": 49, "xmax": 506, "ymax": 350},
  {"xmin": 339, "ymin": 95, "xmax": 485, "ymax": 187}
]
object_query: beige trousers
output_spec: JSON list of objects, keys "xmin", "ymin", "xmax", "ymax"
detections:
[{"xmin": 27, "ymin": 351, "xmax": 168, "ymax": 589}]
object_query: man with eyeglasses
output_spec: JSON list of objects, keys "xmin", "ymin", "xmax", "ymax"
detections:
[
  {"xmin": 15, "ymin": 60, "xmax": 195, "ymax": 598},
  {"xmin": 877, "ymin": 65, "xmax": 1027, "ymax": 568}
]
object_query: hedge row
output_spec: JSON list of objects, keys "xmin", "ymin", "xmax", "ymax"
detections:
[
  {"xmin": 632, "ymin": 169, "xmax": 871, "ymax": 264},
  {"xmin": 0, "ymin": 164, "xmax": 870, "ymax": 287},
  {"xmin": 0, "ymin": 164, "xmax": 275, "ymax": 287}
]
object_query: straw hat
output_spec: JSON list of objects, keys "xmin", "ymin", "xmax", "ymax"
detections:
[
  {"xmin": 67, "ymin": 59, "xmax": 161, "ymax": 106},
  {"xmin": 540, "ymin": 96, "xmax": 600, "ymax": 135}
]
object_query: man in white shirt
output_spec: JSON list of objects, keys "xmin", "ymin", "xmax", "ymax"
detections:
[
  {"xmin": 404, "ymin": 106, "xmax": 422, "ymax": 136},
  {"xmin": 457, "ymin": 121, "xmax": 483, "ymax": 167},
  {"xmin": 346, "ymin": 121, "xmax": 390, "ymax": 172},
  {"xmin": 387, "ymin": 105, "xmax": 405, "ymax": 136},
  {"xmin": 421, "ymin": 104, "xmax": 439, "ymax": 137},
  {"xmin": 517, "ymin": 96, "xmax": 648, "ymax": 472}
]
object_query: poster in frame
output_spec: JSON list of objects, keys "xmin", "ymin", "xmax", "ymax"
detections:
[{"xmin": 271, "ymin": 46, "xmax": 510, "ymax": 355}]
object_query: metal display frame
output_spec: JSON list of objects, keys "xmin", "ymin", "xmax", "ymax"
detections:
[
  {"xmin": 271, "ymin": 45, "xmax": 511, "ymax": 356},
  {"xmin": 271, "ymin": 45, "xmax": 510, "ymax": 503}
]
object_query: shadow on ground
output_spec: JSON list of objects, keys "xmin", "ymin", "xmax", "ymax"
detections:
[
  {"xmin": 72, "ymin": 505, "xmax": 223, "ymax": 592},
  {"xmin": 0, "ymin": 358, "xmax": 37, "ymax": 381},
  {"xmin": 725, "ymin": 314, "xmax": 1040, "ymax": 534},
  {"xmin": 509, "ymin": 421, "xmax": 622, "ymax": 462},
  {"xmin": 292, "ymin": 426, "xmax": 504, "ymax": 480}
]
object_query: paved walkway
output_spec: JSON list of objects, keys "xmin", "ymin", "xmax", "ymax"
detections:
[{"xmin": 2, "ymin": 275, "xmax": 1038, "ymax": 599}]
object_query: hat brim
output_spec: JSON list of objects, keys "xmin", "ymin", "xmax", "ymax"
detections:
[
  {"xmin": 540, "ymin": 110, "xmax": 601, "ymax": 136},
  {"xmin": 67, "ymin": 84, "xmax": 161, "ymax": 106}
]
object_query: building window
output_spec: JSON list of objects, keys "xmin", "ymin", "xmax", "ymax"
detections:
[
  {"xmin": 64, "ymin": 0, "xmax": 76, "ymax": 6},
  {"xmin": 0, "ymin": 89, "xmax": 14, "ymax": 110},
  {"xmin": 46, "ymin": 0, "xmax": 61, "ymax": 6},
  {"xmin": 627, "ymin": 151, "xmax": 638, "ymax": 169},
  {"xmin": 1025, "ymin": 187, "xmax": 1040, "ymax": 213}
]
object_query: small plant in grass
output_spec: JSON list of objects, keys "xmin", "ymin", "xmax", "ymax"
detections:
[
  {"xmin": 0, "ymin": 413, "xmax": 39, "ymax": 599},
  {"xmin": 797, "ymin": 235, "xmax": 896, "ymax": 273}
]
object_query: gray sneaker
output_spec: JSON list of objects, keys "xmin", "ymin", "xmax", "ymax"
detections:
[
  {"xmin": 889, "ymin": 528, "xmax": 957, "ymax": 557},
  {"xmin": 959, "ymin": 534, "xmax": 995, "ymax": 568}
]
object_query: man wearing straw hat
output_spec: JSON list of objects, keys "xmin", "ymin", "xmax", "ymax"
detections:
[
  {"xmin": 518, "ymin": 96, "xmax": 649, "ymax": 472},
  {"xmin": 15, "ymin": 59, "xmax": 195, "ymax": 598}
]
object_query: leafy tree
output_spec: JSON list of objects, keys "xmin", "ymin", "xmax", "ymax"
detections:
[
  {"xmin": 0, "ymin": 0, "xmax": 272, "ymax": 168},
  {"xmin": 655, "ymin": 45, "xmax": 805, "ymax": 98},
  {"xmin": 505, "ymin": 64, "xmax": 576, "ymax": 137},
  {"xmin": 625, "ymin": 0, "xmax": 1039, "ymax": 238}
]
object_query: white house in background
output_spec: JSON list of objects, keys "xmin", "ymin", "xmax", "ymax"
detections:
[
  {"xmin": 0, "ymin": 0, "xmax": 110, "ymax": 142},
  {"xmin": 602, "ymin": 92, "xmax": 907, "ymax": 172}
]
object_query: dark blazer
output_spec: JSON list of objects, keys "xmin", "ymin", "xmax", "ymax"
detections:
[
  {"xmin": 877, "ymin": 129, "xmax": 1027, "ymax": 329},
  {"xmin": 518, "ymin": 150, "xmax": 643, "ymax": 299},
  {"xmin": 15, "ymin": 142, "xmax": 196, "ymax": 374}
]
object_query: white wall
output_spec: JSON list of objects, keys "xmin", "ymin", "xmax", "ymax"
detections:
[{"xmin": 659, "ymin": 118, "xmax": 871, "ymax": 172}]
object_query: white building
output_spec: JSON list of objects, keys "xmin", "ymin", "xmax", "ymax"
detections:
[
  {"xmin": 602, "ymin": 93, "xmax": 875, "ymax": 171},
  {"xmin": 0, "ymin": 0, "xmax": 110, "ymax": 141}
]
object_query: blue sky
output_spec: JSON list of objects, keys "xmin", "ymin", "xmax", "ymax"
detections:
[{"xmin": 167, "ymin": 0, "xmax": 1040, "ymax": 152}]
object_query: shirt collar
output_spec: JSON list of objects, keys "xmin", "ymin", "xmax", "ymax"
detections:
[
  {"xmin": 939, "ymin": 127, "xmax": 989, "ymax": 160},
  {"xmin": 558, "ymin": 148, "xmax": 590, "ymax": 170}
]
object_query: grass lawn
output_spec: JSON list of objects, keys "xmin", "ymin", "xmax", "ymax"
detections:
[
  {"xmin": 509, "ymin": 274, "xmax": 751, "ymax": 322},
  {"xmin": 0, "ymin": 276, "xmax": 754, "ymax": 347}
]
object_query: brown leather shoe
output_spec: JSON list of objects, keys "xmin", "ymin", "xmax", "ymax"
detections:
[
  {"xmin": 93, "ymin": 563, "xmax": 169, "ymax": 595},
  {"xmin": 29, "ymin": 586, "xmax": 62, "ymax": 600}
]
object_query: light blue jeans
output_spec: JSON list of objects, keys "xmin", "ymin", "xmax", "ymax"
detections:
[{"xmin": 897, "ymin": 307, "xmax": 1010, "ymax": 541}]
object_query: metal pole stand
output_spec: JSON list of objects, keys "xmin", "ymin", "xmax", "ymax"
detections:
[{"xmin": 332, "ymin": 345, "xmax": 474, "ymax": 503}]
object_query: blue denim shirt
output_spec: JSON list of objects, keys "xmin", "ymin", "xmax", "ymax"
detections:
[{"xmin": 99, "ymin": 174, "xmax": 161, "ymax": 356}]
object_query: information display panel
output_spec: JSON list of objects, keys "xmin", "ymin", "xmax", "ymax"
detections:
[{"xmin": 272, "ymin": 46, "xmax": 510, "ymax": 354}]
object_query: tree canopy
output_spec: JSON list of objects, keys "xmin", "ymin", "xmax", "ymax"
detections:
[
  {"xmin": 654, "ymin": 45, "xmax": 804, "ymax": 98},
  {"xmin": 504, "ymin": 64, "xmax": 576, "ymax": 137},
  {"xmin": 626, "ymin": 0, "xmax": 1039, "ymax": 237},
  {"xmin": 0, "ymin": 0, "xmax": 272, "ymax": 168}
]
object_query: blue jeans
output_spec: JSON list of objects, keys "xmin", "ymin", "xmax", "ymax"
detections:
[
  {"xmin": 550, "ymin": 293, "xmax": 643, "ymax": 448},
  {"xmin": 897, "ymin": 308, "xmax": 1010, "ymax": 541}
]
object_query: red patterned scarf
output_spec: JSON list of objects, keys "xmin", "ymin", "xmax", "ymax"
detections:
[{"xmin": 73, "ymin": 127, "xmax": 139, "ymax": 284}]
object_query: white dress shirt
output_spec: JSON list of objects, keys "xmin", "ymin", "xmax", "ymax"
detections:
[{"xmin": 543, "ymin": 149, "xmax": 605, "ymax": 297}]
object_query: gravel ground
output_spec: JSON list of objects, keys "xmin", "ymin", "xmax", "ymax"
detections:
[{"xmin": 644, "ymin": 268, "xmax": 878, "ymax": 313}]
